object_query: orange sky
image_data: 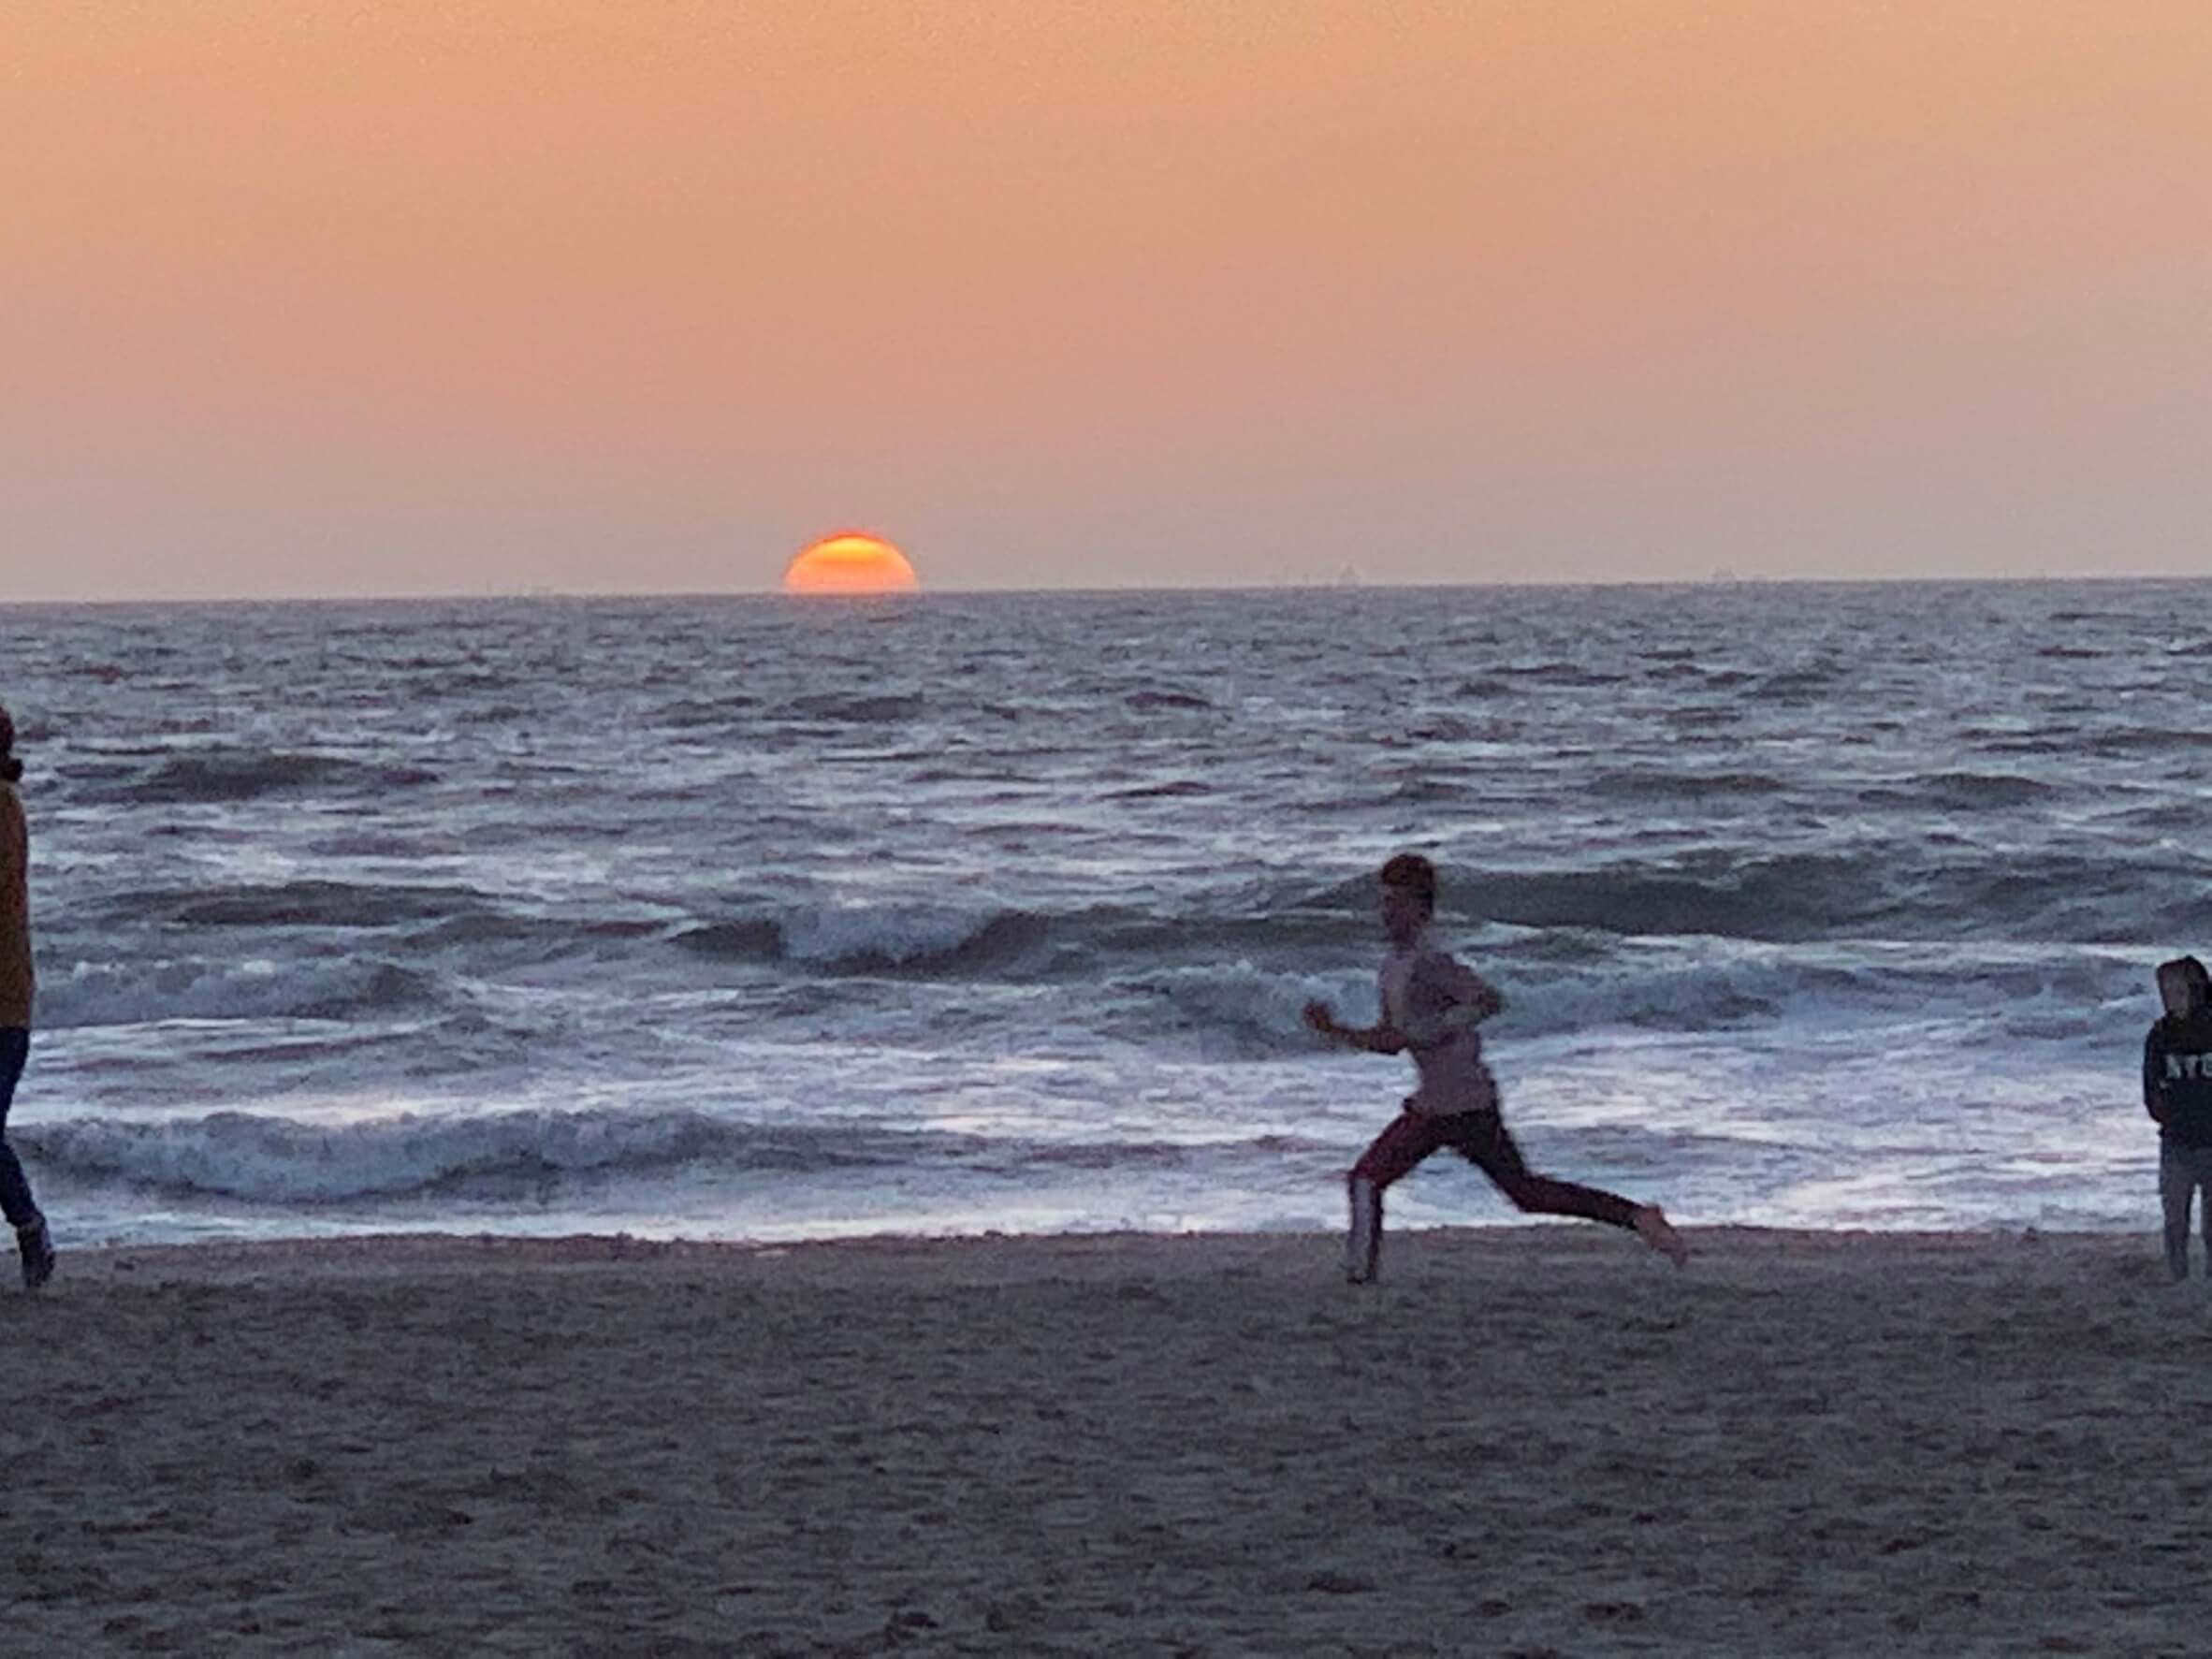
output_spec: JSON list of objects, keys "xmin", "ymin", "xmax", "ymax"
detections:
[{"xmin": 3, "ymin": 1, "xmax": 2207, "ymax": 598}]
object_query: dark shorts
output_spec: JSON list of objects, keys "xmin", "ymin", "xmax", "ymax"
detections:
[{"xmin": 1351, "ymin": 1105, "xmax": 1639, "ymax": 1230}]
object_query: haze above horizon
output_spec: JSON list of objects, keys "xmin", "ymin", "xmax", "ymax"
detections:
[{"xmin": 4, "ymin": 3, "xmax": 2207, "ymax": 602}]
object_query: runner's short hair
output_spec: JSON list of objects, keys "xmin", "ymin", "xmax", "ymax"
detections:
[{"xmin": 1378, "ymin": 852, "xmax": 1437, "ymax": 918}]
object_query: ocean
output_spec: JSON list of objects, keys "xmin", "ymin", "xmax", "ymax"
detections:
[{"xmin": 4, "ymin": 580, "xmax": 2207, "ymax": 1247}]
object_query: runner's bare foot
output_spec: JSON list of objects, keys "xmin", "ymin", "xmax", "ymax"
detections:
[{"xmin": 1635, "ymin": 1204, "xmax": 1690, "ymax": 1268}]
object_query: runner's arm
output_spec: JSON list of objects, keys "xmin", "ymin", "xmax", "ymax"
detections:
[{"xmin": 1302, "ymin": 1000, "xmax": 1408, "ymax": 1054}]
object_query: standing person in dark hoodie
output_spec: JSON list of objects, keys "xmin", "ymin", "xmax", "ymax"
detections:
[
  {"xmin": 0, "ymin": 705, "xmax": 54, "ymax": 1289},
  {"xmin": 2146, "ymin": 955, "xmax": 2212, "ymax": 1282}
]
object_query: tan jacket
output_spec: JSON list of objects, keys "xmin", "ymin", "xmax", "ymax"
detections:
[{"xmin": 0, "ymin": 785, "xmax": 33, "ymax": 1027}]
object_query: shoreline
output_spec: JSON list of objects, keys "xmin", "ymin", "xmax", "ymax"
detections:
[
  {"xmin": 52, "ymin": 1214, "xmax": 2141, "ymax": 1261},
  {"xmin": 43, "ymin": 1209, "xmax": 2154, "ymax": 1265},
  {"xmin": 13, "ymin": 1224, "xmax": 2208, "ymax": 1655}
]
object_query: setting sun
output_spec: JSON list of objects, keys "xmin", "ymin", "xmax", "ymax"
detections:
[{"xmin": 781, "ymin": 533, "xmax": 920, "ymax": 595}]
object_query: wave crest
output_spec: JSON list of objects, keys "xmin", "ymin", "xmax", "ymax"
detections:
[
  {"xmin": 93, "ymin": 750, "xmax": 437, "ymax": 805},
  {"xmin": 37, "ymin": 956, "xmax": 437, "ymax": 1030},
  {"xmin": 677, "ymin": 903, "xmax": 1050, "ymax": 975},
  {"xmin": 109, "ymin": 880, "xmax": 486, "ymax": 930},
  {"xmin": 25, "ymin": 1110, "xmax": 928, "ymax": 1202}
]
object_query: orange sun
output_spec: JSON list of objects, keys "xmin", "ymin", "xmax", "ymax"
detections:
[{"xmin": 781, "ymin": 532, "xmax": 920, "ymax": 594}]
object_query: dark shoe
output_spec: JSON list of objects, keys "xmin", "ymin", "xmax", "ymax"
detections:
[{"xmin": 17, "ymin": 1215, "xmax": 53, "ymax": 1291}]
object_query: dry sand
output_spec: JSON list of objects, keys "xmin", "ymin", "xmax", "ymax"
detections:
[{"xmin": 6, "ymin": 1225, "xmax": 2211, "ymax": 1656}]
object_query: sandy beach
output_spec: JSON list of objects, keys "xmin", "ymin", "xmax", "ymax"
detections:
[{"xmin": 7, "ymin": 1224, "xmax": 2210, "ymax": 1656}]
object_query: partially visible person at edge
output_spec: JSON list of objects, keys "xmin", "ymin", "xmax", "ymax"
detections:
[
  {"xmin": 2145, "ymin": 955, "xmax": 2212, "ymax": 1283},
  {"xmin": 0, "ymin": 705, "xmax": 55, "ymax": 1289},
  {"xmin": 1304, "ymin": 851, "xmax": 1688, "ymax": 1284}
]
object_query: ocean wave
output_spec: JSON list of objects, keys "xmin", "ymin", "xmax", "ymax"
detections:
[
  {"xmin": 1125, "ymin": 944, "xmax": 2147, "ymax": 1056},
  {"xmin": 36, "ymin": 956, "xmax": 438, "ymax": 1030},
  {"xmin": 1138, "ymin": 955, "xmax": 1796, "ymax": 1054},
  {"xmin": 677, "ymin": 902, "xmax": 1052, "ymax": 975},
  {"xmin": 2072, "ymin": 729, "xmax": 2212, "ymax": 757},
  {"xmin": 106, "ymin": 879, "xmax": 490, "ymax": 930},
  {"xmin": 1590, "ymin": 768, "xmax": 1790, "ymax": 801},
  {"xmin": 1127, "ymin": 961, "xmax": 1362, "ymax": 1055},
  {"xmin": 674, "ymin": 920, "xmax": 787, "ymax": 962},
  {"xmin": 1390, "ymin": 778, "xmax": 1470, "ymax": 805},
  {"xmin": 1094, "ymin": 905, "xmax": 1365, "ymax": 962},
  {"xmin": 402, "ymin": 910, "xmax": 662, "ymax": 953},
  {"xmin": 1494, "ymin": 661, "xmax": 1628, "ymax": 686},
  {"xmin": 778, "ymin": 692, "xmax": 928, "ymax": 724},
  {"xmin": 1015, "ymin": 1132, "xmax": 1339, "ymax": 1171},
  {"xmin": 780, "ymin": 903, "xmax": 1051, "ymax": 974},
  {"xmin": 22, "ymin": 1108, "xmax": 1346, "ymax": 1204},
  {"xmin": 1434, "ymin": 862, "xmax": 1863, "ymax": 943},
  {"xmin": 2048, "ymin": 609, "xmax": 2126, "ymax": 625},
  {"xmin": 1103, "ymin": 779, "xmax": 1215, "ymax": 800},
  {"xmin": 1756, "ymin": 665, "xmax": 1843, "ymax": 699},
  {"xmin": 84, "ymin": 863, "xmax": 2176, "ymax": 1018},
  {"xmin": 1123, "ymin": 688, "xmax": 1214, "ymax": 712},
  {"xmin": 2101, "ymin": 799, "xmax": 2203, "ymax": 832},
  {"xmin": 1964, "ymin": 733, "xmax": 2069, "ymax": 757},
  {"xmin": 1458, "ymin": 855, "xmax": 2205, "ymax": 944},
  {"xmin": 1282, "ymin": 872, "xmax": 1390, "ymax": 912},
  {"xmin": 1910, "ymin": 771, "xmax": 2057, "ymax": 808},
  {"xmin": 1504, "ymin": 962, "xmax": 1786, "ymax": 1034},
  {"xmin": 1251, "ymin": 846, "xmax": 2210, "ymax": 948},
  {"xmin": 651, "ymin": 694, "xmax": 761, "ymax": 728},
  {"xmin": 89, "ymin": 749, "xmax": 438, "ymax": 805},
  {"xmin": 674, "ymin": 895, "xmax": 1373, "ymax": 981},
  {"xmin": 23, "ymin": 1109, "xmax": 938, "ymax": 1202},
  {"xmin": 1403, "ymin": 714, "xmax": 1493, "ymax": 743}
]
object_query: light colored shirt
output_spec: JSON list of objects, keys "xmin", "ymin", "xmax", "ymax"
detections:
[{"xmin": 1378, "ymin": 932, "xmax": 1498, "ymax": 1116}]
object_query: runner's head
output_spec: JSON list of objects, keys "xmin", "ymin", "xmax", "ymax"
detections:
[
  {"xmin": 2159, "ymin": 956, "xmax": 2210, "ymax": 1020},
  {"xmin": 1377, "ymin": 851, "xmax": 1436, "ymax": 941},
  {"xmin": 0, "ymin": 704, "xmax": 18, "ymax": 784}
]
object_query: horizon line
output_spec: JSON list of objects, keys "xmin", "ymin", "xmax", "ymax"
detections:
[{"xmin": 4, "ymin": 568, "xmax": 2207, "ymax": 609}]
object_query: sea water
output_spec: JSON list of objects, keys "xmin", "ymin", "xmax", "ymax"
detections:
[{"xmin": 4, "ymin": 580, "xmax": 2206, "ymax": 1245}]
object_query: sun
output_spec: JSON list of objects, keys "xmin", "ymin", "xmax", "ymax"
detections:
[{"xmin": 781, "ymin": 532, "xmax": 920, "ymax": 594}]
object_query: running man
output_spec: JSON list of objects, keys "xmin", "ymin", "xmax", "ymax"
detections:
[{"xmin": 1304, "ymin": 851, "xmax": 1687, "ymax": 1282}]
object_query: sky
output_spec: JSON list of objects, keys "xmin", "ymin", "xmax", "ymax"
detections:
[{"xmin": 4, "ymin": 1, "xmax": 2208, "ymax": 600}]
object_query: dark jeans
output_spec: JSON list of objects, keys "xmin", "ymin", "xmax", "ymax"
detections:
[
  {"xmin": 1351, "ymin": 1107, "xmax": 1641, "ymax": 1229},
  {"xmin": 2160, "ymin": 1138, "xmax": 2212, "ymax": 1280},
  {"xmin": 0, "ymin": 1026, "xmax": 39, "ymax": 1229}
]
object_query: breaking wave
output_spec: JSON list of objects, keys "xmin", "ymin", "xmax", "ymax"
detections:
[
  {"xmin": 25, "ymin": 1110, "xmax": 933, "ymax": 1202},
  {"xmin": 22, "ymin": 1110, "xmax": 1332, "ymax": 1203},
  {"xmin": 677, "ymin": 903, "xmax": 1051, "ymax": 974},
  {"xmin": 37, "ymin": 957, "xmax": 439, "ymax": 1030}
]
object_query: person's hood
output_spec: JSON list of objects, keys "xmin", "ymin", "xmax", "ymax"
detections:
[{"xmin": 2161, "ymin": 955, "xmax": 2212, "ymax": 1020}]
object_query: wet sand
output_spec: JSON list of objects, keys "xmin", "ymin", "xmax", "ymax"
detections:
[{"xmin": 6, "ymin": 1225, "xmax": 2208, "ymax": 1655}]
